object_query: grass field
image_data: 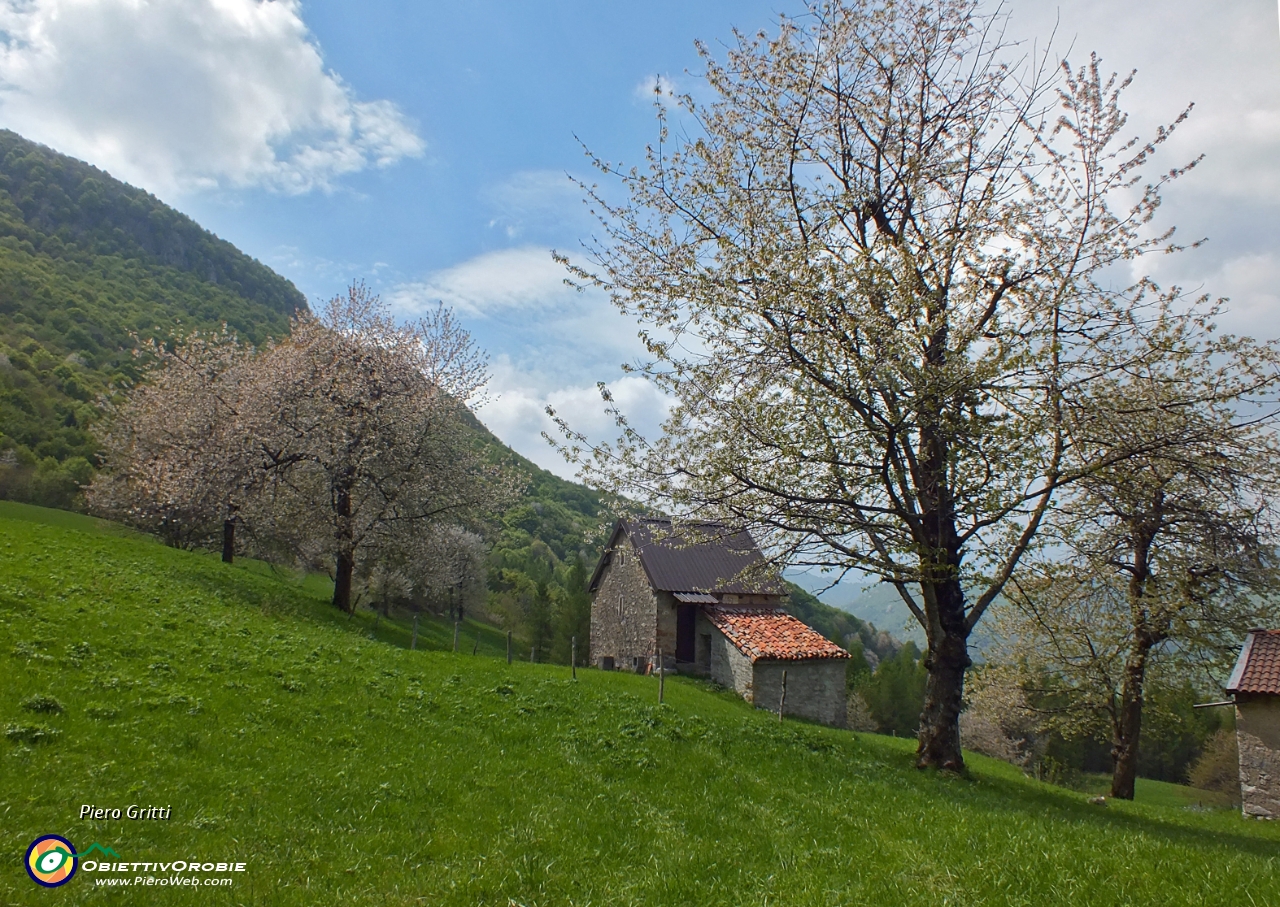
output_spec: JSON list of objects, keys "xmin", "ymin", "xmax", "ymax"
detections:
[
  {"xmin": 1078, "ymin": 774, "xmax": 1238, "ymax": 811},
  {"xmin": 2, "ymin": 505, "xmax": 1277, "ymax": 905}
]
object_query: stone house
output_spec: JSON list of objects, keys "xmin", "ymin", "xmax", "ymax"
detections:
[
  {"xmin": 588, "ymin": 518, "xmax": 849, "ymax": 727},
  {"xmin": 1225, "ymin": 628, "xmax": 1280, "ymax": 818}
]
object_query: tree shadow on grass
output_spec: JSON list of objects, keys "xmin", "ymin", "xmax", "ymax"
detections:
[{"xmin": 922, "ymin": 754, "xmax": 1280, "ymax": 859}]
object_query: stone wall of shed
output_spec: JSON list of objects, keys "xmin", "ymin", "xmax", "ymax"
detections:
[
  {"xmin": 1236, "ymin": 695, "xmax": 1280, "ymax": 819},
  {"xmin": 590, "ymin": 535, "xmax": 658, "ymax": 669},
  {"xmin": 753, "ymin": 660, "xmax": 847, "ymax": 728},
  {"xmin": 703, "ymin": 614, "xmax": 754, "ymax": 698}
]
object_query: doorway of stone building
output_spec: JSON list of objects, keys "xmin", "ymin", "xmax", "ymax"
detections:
[{"xmin": 676, "ymin": 605, "xmax": 696, "ymax": 663}]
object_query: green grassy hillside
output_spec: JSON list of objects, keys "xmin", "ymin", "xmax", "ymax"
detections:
[{"xmin": 2, "ymin": 506, "xmax": 1277, "ymax": 905}]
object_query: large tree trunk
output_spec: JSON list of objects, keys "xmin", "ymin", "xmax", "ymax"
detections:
[
  {"xmin": 914, "ymin": 316, "xmax": 972, "ymax": 771},
  {"xmin": 1111, "ymin": 526, "xmax": 1156, "ymax": 800},
  {"xmin": 1110, "ymin": 644, "xmax": 1150, "ymax": 799},
  {"xmin": 334, "ymin": 549, "xmax": 354, "ymax": 613},
  {"xmin": 332, "ymin": 478, "xmax": 355, "ymax": 613},
  {"xmin": 917, "ymin": 578, "xmax": 972, "ymax": 771}
]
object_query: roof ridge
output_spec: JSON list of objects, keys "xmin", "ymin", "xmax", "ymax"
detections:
[{"xmin": 598, "ymin": 519, "xmax": 784, "ymax": 596}]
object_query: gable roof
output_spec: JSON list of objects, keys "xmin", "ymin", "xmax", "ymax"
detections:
[
  {"xmin": 704, "ymin": 606, "xmax": 849, "ymax": 662},
  {"xmin": 589, "ymin": 518, "xmax": 784, "ymax": 595},
  {"xmin": 1226, "ymin": 629, "xmax": 1280, "ymax": 696}
]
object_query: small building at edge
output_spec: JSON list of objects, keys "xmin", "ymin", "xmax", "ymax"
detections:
[
  {"xmin": 1226, "ymin": 628, "xmax": 1280, "ymax": 818},
  {"xmin": 588, "ymin": 518, "xmax": 849, "ymax": 727}
]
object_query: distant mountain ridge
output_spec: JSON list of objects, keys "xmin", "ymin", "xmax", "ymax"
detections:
[{"xmin": 0, "ymin": 129, "xmax": 304, "ymax": 319}]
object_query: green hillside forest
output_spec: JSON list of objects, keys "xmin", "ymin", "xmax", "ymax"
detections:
[
  {"xmin": 3, "ymin": 503, "xmax": 1276, "ymax": 906},
  {"xmin": 0, "ymin": 130, "xmax": 304, "ymax": 509}
]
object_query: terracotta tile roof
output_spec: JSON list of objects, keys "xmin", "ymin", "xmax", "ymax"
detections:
[
  {"xmin": 1227, "ymin": 629, "xmax": 1280, "ymax": 696},
  {"xmin": 704, "ymin": 606, "xmax": 849, "ymax": 662}
]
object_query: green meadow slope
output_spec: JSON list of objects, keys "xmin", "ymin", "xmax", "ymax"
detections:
[{"xmin": 2, "ymin": 505, "xmax": 1277, "ymax": 906}]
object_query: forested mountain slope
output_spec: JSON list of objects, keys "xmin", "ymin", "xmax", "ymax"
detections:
[{"xmin": 0, "ymin": 130, "xmax": 304, "ymax": 505}]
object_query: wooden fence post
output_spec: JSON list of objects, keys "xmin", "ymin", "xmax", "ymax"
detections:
[
  {"xmin": 453, "ymin": 621, "xmax": 459, "ymax": 653},
  {"xmin": 472, "ymin": 632, "xmax": 480, "ymax": 656},
  {"xmin": 506, "ymin": 631, "xmax": 512, "ymax": 665},
  {"xmin": 571, "ymin": 636, "xmax": 577, "ymax": 680},
  {"xmin": 411, "ymin": 614, "xmax": 418, "ymax": 651},
  {"xmin": 778, "ymin": 669, "xmax": 787, "ymax": 722},
  {"xmin": 658, "ymin": 648, "xmax": 665, "ymax": 704},
  {"xmin": 530, "ymin": 646, "xmax": 536, "ymax": 663}
]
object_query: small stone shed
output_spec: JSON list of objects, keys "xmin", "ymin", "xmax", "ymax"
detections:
[
  {"xmin": 1225, "ymin": 628, "xmax": 1280, "ymax": 818},
  {"xmin": 588, "ymin": 518, "xmax": 849, "ymax": 727}
]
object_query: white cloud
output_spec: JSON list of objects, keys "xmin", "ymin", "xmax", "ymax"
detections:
[
  {"xmin": 1005, "ymin": 0, "xmax": 1280, "ymax": 342},
  {"xmin": 477, "ymin": 362, "xmax": 673, "ymax": 479},
  {"xmin": 389, "ymin": 244, "xmax": 668, "ymax": 477},
  {"xmin": 482, "ymin": 169, "xmax": 588, "ymax": 240},
  {"xmin": 1014, "ymin": 2, "xmax": 1280, "ymax": 203},
  {"xmin": 0, "ymin": 0, "xmax": 424, "ymax": 196},
  {"xmin": 389, "ymin": 246, "xmax": 580, "ymax": 318},
  {"xmin": 634, "ymin": 73, "xmax": 678, "ymax": 102}
]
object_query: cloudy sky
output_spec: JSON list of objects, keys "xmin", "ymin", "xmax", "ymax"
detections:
[{"xmin": 1, "ymin": 0, "xmax": 1278, "ymax": 480}]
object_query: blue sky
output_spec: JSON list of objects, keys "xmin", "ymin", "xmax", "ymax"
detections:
[{"xmin": 2, "ymin": 0, "xmax": 1279, "ymax": 496}]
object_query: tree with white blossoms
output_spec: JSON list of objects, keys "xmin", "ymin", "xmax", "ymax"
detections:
[
  {"xmin": 357, "ymin": 523, "xmax": 488, "ymax": 619},
  {"xmin": 552, "ymin": 0, "xmax": 1220, "ymax": 769},
  {"xmin": 92, "ymin": 283, "xmax": 512, "ymax": 615},
  {"xmin": 89, "ymin": 329, "xmax": 258, "ymax": 560},
  {"xmin": 247, "ymin": 282, "xmax": 515, "ymax": 613},
  {"xmin": 997, "ymin": 309, "xmax": 1280, "ymax": 798}
]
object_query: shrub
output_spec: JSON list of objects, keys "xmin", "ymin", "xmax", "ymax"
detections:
[
  {"xmin": 856, "ymin": 643, "xmax": 927, "ymax": 736},
  {"xmin": 1188, "ymin": 728, "xmax": 1240, "ymax": 800},
  {"xmin": 845, "ymin": 692, "xmax": 877, "ymax": 732}
]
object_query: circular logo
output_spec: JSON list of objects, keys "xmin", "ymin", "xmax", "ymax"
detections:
[{"xmin": 25, "ymin": 835, "xmax": 77, "ymax": 887}]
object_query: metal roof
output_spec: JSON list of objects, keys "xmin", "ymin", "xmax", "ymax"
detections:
[
  {"xmin": 1226, "ymin": 629, "xmax": 1280, "ymax": 696},
  {"xmin": 673, "ymin": 592, "xmax": 719, "ymax": 604},
  {"xmin": 589, "ymin": 518, "xmax": 785, "ymax": 595}
]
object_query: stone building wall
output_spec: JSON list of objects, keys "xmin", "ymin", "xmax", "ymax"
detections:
[
  {"xmin": 589, "ymin": 535, "xmax": 657, "ymax": 669},
  {"xmin": 703, "ymin": 612, "xmax": 754, "ymax": 698},
  {"xmin": 752, "ymin": 660, "xmax": 848, "ymax": 728},
  {"xmin": 1236, "ymin": 695, "xmax": 1280, "ymax": 819},
  {"xmin": 655, "ymin": 591, "xmax": 679, "ymax": 659}
]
